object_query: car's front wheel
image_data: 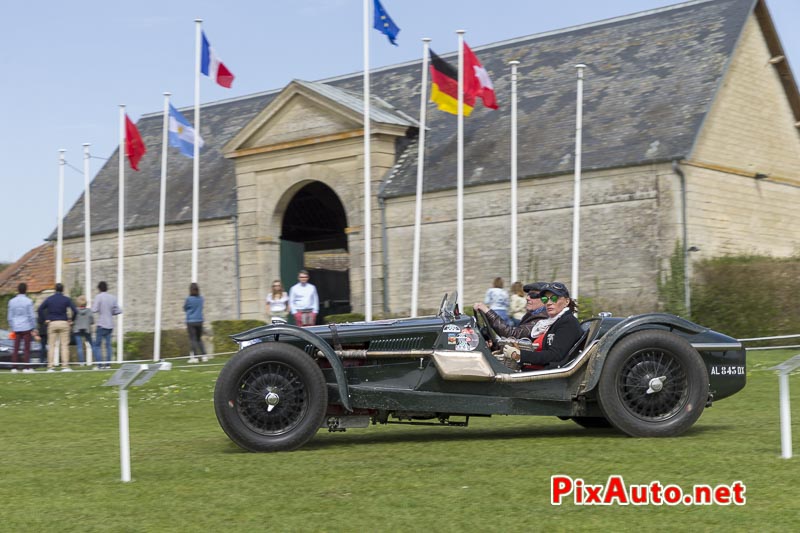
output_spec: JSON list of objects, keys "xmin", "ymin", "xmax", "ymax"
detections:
[
  {"xmin": 214, "ymin": 343, "xmax": 327, "ymax": 452},
  {"xmin": 597, "ymin": 330, "xmax": 708, "ymax": 437}
]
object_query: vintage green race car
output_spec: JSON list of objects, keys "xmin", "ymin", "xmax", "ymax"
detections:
[{"xmin": 214, "ymin": 293, "xmax": 746, "ymax": 452}]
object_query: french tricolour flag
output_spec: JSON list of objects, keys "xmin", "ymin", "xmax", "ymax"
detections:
[{"xmin": 201, "ymin": 31, "xmax": 235, "ymax": 88}]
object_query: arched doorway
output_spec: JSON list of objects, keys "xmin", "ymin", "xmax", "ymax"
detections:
[{"xmin": 280, "ymin": 182, "xmax": 350, "ymax": 323}]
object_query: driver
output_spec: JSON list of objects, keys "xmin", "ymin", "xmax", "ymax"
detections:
[{"xmin": 473, "ymin": 282, "xmax": 548, "ymax": 339}]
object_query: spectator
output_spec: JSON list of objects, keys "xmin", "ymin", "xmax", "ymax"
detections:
[
  {"xmin": 184, "ymin": 282, "xmax": 206, "ymax": 363},
  {"xmin": 7, "ymin": 282, "xmax": 39, "ymax": 373},
  {"xmin": 266, "ymin": 279, "xmax": 289, "ymax": 322},
  {"xmin": 288, "ymin": 270, "xmax": 319, "ymax": 326},
  {"xmin": 92, "ymin": 281, "xmax": 122, "ymax": 370},
  {"xmin": 38, "ymin": 283, "xmax": 77, "ymax": 372},
  {"xmin": 72, "ymin": 295, "xmax": 94, "ymax": 366},
  {"xmin": 37, "ymin": 304, "xmax": 48, "ymax": 366},
  {"xmin": 484, "ymin": 277, "xmax": 512, "ymax": 326},
  {"xmin": 508, "ymin": 281, "xmax": 527, "ymax": 326}
]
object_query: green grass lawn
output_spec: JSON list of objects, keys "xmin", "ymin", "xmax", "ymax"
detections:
[{"xmin": 1, "ymin": 350, "xmax": 798, "ymax": 532}]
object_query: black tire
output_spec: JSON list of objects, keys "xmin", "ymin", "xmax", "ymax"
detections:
[
  {"xmin": 214, "ymin": 343, "xmax": 328, "ymax": 452},
  {"xmin": 569, "ymin": 416, "xmax": 614, "ymax": 429},
  {"xmin": 597, "ymin": 330, "xmax": 708, "ymax": 438}
]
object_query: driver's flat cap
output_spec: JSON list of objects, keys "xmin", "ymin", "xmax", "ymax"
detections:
[{"xmin": 523, "ymin": 282, "xmax": 547, "ymax": 294}]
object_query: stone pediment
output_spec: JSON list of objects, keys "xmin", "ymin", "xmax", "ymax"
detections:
[{"xmin": 224, "ymin": 79, "xmax": 416, "ymax": 158}]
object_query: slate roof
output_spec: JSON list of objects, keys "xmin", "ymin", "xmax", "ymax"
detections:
[
  {"xmin": 61, "ymin": 0, "xmax": 764, "ymax": 237},
  {"xmin": 59, "ymin": 92, "xmax": 275, "ymax": 239},
  {"xmin": 372, "ymin": 0, "xmax": 757, "ymax": 197},
  {"xmin": 294, "ymin": 80, "xmax": 420, "ymax": 128}
]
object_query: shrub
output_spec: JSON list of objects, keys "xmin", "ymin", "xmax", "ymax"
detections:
[
  {"xmin": 323, "ymin": 313, "xmax": 365, "ymax": 324},
  {"xmin": 211, "ymin": 319, "xmax": 266, "ymax": 354},
  {"xmin": 658, "ymin": 241, "xmax": 688, "ymax": 317},
  {"xmin": 123, "ymin": 329, "xmax": 191, "ymax": 361},
  {"xmin": 692, "ymin": 255, "xmax": 800, "ymax": 339},
  {"xmin": 0, "ymin": 293, "xmax": 13, "ymax": 330}
]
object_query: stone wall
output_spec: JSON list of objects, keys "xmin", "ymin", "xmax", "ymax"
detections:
[
  {"xmin": 383, "ymin": 163, "xmax": 680, "ymax": 317},
  {"xmin": 687, "ymin": 13, "xmax": 800, "ymax": 260},
  {"xmin": 62, "ymin": 218, "xmax": 238, "ymax": 332},
  {"xmin": 233, "ymin": 134, "xmax": 396, "ymax": 321}
]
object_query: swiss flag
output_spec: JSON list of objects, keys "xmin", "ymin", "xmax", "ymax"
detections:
[{"xmin": 464, "ymin": 43, "xmax": 498, "ymax": 110}]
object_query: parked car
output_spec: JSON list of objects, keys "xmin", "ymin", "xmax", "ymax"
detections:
[
  {"xmin": 214, "ymin": 292, "xmax": 746, "ymax": 452},
  {"xmin": 0, "ymin": 329, "xmax": 45, "ymax": 369}
]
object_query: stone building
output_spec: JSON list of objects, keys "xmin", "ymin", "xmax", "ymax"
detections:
[{"xmin": 56, "ymin": 0, "xmax": 800, "ymax": 332}]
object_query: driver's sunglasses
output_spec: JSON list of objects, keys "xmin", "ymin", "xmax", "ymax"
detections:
[{"xmin": 541, "ymin": 295, "xmax": 560, "ymax": 304}]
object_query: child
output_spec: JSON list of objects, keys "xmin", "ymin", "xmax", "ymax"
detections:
[{"xmin": 72, "ymin": 295, "xmax": 94, "ymax": 366}]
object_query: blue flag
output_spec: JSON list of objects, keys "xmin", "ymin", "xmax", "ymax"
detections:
[
  {"xmin": 373, "ymin": 0, "xmax": 399, "ymax": 46},
  {"xmin": 168, "ymin": 104, "xmax": 204, "ymax": 158}
]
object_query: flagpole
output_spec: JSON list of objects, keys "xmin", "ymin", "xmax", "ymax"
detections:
[
  {"xmin": 572, "ymin": 64, "xmax": 586, "ymax": 303},
  {"xmin": 154, "ymin": 92, "xmax": 171, "ymax": 362},
  {"xmin": 362, "ymin": 0, "xmax": 373, "ymax": 321},
  {"xmin": 83, "ymin": 143, "xmax": 92, "ymax": 307},
  {"xmin": 117, "ymin": 105, "xmax": 126, "ymax": 364},
  {"xmin": 456, "ymin": 30, "xmax": 465, "ymax": 309},
  {"xmin": 411, "ymin": 37, "xmax": 431, "ymax": 318},
  {"xmin": 192, "ymin": 18, "xmax": 202, "ymax": 284},
  {"xmin": 509, "ymin": 60, "xmax": 519, "ymax": 284},
  {"xmin": 56, "ymin": 149, "xmax": 65, "ymax": 284}
]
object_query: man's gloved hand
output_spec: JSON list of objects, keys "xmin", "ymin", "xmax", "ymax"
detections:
[{"xmin": 502, "ymin": 345, "xmax": 521, "ymax": 370}]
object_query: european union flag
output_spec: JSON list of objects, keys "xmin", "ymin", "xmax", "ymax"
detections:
[{"xmin": 373, "ymin": 0, "xmax": 400, "ymax": 46}]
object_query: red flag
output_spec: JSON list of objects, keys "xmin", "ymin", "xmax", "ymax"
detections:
[
  {"xmin": 124, "ymin": 114, "xmax": 146, "ymax": 171},
  {"xmin": 463, "ymin": 43, "xmax": 498, "ymax": 110}
]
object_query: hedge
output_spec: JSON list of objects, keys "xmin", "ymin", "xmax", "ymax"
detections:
[
  {"xmin": 211, "ymin": 319, "xmax": 266, "ymax": 354},
  {"xmin": 691, "ymin": 255, "xmax": 800, "ymax": 339},
  {"xmin": 323, "ymin": 313, "xmax": 365, "ymax": 324},
  {"xmin": 123, "ymin": 329, "xmax": 191, "ymax": 361}
]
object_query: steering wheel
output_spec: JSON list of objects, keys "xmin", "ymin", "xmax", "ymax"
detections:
[{"xmin": 473, "ymin": 306, "xmax": 500, "ymax": 348}]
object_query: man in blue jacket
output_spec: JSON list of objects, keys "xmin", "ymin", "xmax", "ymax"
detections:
[{"xmin": 37, "ymin": 283, "xmax": 77, "ymax": 372}]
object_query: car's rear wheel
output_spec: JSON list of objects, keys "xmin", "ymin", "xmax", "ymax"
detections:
[
  {"xmin": 214, "ymin": 343, "xmax": 327, "ymax": 452},
  {"xmin": 597, "ymin": 330, "xmax": 708, "ymax": 437}
]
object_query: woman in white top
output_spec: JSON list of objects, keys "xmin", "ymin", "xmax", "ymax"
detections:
[
  {"xmin": 508, "ymin": 281, "xmax": 527, "ymax": 326},
  {"xmin": 266, "ymin": 280, "xmax": 289, "ymax": 322}
]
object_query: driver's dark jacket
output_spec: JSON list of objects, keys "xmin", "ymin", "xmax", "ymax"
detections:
[
  {"xmin": 485, "ymin": 307, "xmax": 548, "ymax": 339},
  {"xmin": 520, "ymin": 312, "xmax": 582, "ymax": 366}
]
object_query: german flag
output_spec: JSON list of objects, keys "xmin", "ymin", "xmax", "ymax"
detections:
[{"xmin": 429, "ymin": 49, "xmax": 475, "ymax": 116}]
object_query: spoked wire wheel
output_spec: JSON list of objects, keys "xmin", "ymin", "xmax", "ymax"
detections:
[
  {"xmin": 598, "ymin": 330, "xmax": 708, "ymax": 437},
  {"xmin": 215, "ymin": 343, "xmax": 327, "ymax": 452},
  {"xmin": 617, "ymin": 348, "xmax": 689, "ymax": 421},
  {"xmin": 237, "ymin": 361, "xmax": 309, "ymax": 436}
]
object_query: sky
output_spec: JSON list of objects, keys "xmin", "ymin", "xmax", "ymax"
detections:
[{"xmin": 1, "ymin": 0, "xmax": 798, "ymax": 263}]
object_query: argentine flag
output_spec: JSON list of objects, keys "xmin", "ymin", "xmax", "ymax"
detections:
[{"xmin": 168, "ymin": 104, "xmax": 204, "ymax": 158}]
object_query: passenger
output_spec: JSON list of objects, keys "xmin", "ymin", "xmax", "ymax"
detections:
[
  {"xmin": 473, "ymin": 281, "xmax": 548, "ymax": 339},
  {"xmin": 510, "ymin": 282, "xmax": 582, "ymax": 368}
]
